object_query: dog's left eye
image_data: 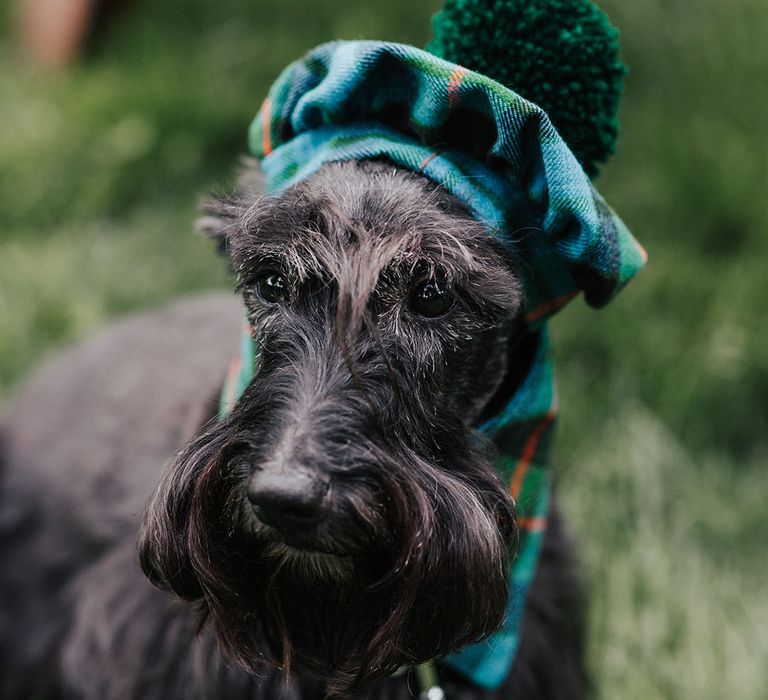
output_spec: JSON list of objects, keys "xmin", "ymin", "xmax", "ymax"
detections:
[
  {"xmin": 254, "ymin": 271, "xmax": 289, "ymax": 304},
  {"xmin": 409, "ymin": 278, "xmax": 455, "ymax": 318}
]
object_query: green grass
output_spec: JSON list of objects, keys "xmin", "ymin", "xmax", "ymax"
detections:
[{"xmin": 1, "ymin": 0, "xmax": 766, "ymax": 697}]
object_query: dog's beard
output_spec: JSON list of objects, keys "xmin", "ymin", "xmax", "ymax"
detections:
[{"xmin": 139, "ymin": 420, "xmax": 517, "ymax": 694}]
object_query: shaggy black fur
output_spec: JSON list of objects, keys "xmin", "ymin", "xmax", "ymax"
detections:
[{"xmin": 0, "ymin": 161, "xmax": 587, "ymax": 699}]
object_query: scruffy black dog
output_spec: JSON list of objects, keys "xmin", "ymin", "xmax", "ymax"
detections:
[{"xmin": 0, "ymin": 161, "xmax": 585, "ymax": 699}]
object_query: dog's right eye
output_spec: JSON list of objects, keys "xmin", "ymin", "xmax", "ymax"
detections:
[
  {"xmin": 409, "ymin": 277, "xmax": 455, "ymax": 318},
  {"xmin": 254, "ymin": 271, "xmax": 289, "ymax": 304}
]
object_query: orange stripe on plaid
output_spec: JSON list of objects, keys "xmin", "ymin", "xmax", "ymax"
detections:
[
  {"xmin": 517, "ymin": 516, "xmax": 547, "ymax": 532},
  {"xmin": 261, "ymin": 98, "xmax": 272, "ymax": 156},
  {"xmin": 447, "ymin": 67, "xmax": 467, "ymax": 105},
  {"xmin": 634, "ymin": 239, "xmax": 649, "ymax": 265},
  {"xmin": 524, "ymin": 290, "xmax": 579, "ymax": 324},
  {"xmin": 419, "ymin": 151, "xmax": 441, "ymax": 170},
  {"xmin": 510, "ymin": 411, "xmax": 555, "ymax": 501},
  {"xmin": 224, "ymin": 357, "xmax": 242, "ymax": 410}
]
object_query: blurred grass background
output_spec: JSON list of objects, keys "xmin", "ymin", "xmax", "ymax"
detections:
[{"xmin": 0, "ymin": 0, "xmax": 766, "ymax": 697}]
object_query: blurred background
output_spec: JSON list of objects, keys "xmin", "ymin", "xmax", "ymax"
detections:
[{"xmin": 0, "ymin": 0, "xmax": 766, "ymax": 697}]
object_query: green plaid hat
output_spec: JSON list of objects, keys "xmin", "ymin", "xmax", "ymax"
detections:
[{"xmin": 220, "ymin": 39, "xmax": 646, "ymax": 690}]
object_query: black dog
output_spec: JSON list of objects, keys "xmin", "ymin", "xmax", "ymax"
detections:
[{"xmin": 0, "ymin": 161, "xmax": 586, "ymax": 699}]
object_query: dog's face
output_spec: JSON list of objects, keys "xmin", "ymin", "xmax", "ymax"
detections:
[{"xmin": 139, "ymin": 161, "xmax": 526, "ymax": 692}]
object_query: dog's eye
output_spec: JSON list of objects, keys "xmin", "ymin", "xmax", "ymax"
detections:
[
  {"xmin": 409, "ymin": 278, "xmax": 455, "ymax": 318},
  {"xmin": 254, "ymin": 271, "xmax": 289, "ymax": 304}
]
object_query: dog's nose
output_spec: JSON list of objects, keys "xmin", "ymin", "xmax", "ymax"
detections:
[{"xmin": 246, "ymin": 469, "xmax": 329, "ymax": 535}]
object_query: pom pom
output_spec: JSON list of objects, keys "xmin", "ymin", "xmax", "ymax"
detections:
[{"xmin": 428, "ymin": 0, "xmax": 626, "ymax": 177}]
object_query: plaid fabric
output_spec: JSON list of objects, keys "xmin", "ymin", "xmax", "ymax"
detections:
[
  {"xmin": 249, "ymin": 40, "xmax": 646, "ymax": 322},
  {"xmin": 220, "ymin": 40, "xmax": 646, "ymax": 690}
]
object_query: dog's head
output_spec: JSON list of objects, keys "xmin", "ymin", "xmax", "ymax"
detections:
[{"xmin": 138, "ymin": 160, "xmax": 530, "ymax": 692}]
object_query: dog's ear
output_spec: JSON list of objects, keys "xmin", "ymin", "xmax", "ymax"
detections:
[{"xmin": 196, "ymin": 157, "xmax": 265, "ymax": 250}]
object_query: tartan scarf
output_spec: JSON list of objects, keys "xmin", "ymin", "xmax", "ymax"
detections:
[{"xmin": 219, "ymin": 40, "xmax": 645, "ymax": 690}]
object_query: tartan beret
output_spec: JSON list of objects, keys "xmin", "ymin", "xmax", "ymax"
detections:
[{"xmin": 249, "ymin": 40, "xmax": 646, "ymax": 324}]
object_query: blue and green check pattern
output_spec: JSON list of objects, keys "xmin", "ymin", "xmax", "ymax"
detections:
[{"xmin": 249, "ymin": 40, "xmax": 646, "ymax": 322}]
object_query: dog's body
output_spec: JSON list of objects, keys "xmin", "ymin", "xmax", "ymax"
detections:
[{"xmin": 0, "ymin": 162, "xmax": 587, "ymax": 699}]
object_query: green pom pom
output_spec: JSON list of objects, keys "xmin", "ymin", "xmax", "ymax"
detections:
[{"xmin": 427, "ymin": 0, "xmax": 626, "ymax": 177}]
